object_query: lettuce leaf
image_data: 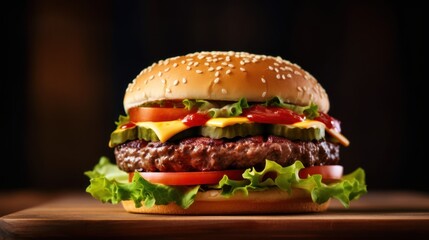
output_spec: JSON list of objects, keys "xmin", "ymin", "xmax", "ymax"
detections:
[
  {"xmin": 217, "ymin": 160, "xmax": 367, "ymax": 208},
  {"xmin": 84, "ymin": 157, "xmax": 199, "ymax": 208},
  {"xmin": 264, "ymin": 96, "xmax": 319, "ymax": 119},
  {"xmin": 182, "ymin": 98, "xmax": 249, "ymax": 118},
  {"xmin": 85, "ymin": 157, "xmax": 367, "ymax": 209}
]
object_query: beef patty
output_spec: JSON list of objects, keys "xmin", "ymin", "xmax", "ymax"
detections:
[{"xmin": 114, "ymin": 135, "xmax": 340, "ymax": 172}]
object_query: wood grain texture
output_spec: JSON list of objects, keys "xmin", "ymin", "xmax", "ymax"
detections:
[{"xmin": 1, "ymin": 191, "xmax": 429, "ymax": 239}]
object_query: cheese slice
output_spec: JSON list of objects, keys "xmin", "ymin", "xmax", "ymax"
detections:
[
  {"xmin": 205, "ymin": 117, "xmax": 251, "ymax": 127},
  {"xmin": 135, "ymin": 117, "xmax": 251, "ymax": 143},
  {"xmin": 291, "ymin": 120, "xmax": 326, "ymax": 129},
  {"xmin": 135, "ymin": 118, "xmax": 349, "ymax": 147},
  {"xmin": 137, "ymin": 120, "xmax": 190, "ymax": 143}
]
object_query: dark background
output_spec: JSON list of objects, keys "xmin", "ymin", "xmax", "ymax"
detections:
[{"xmin": 2, "ymin": 1, "xmax": 426, "ymax": 192}]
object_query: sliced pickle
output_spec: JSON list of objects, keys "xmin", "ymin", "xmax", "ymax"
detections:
[
  {"xmin": 201, "ymin": 123, "xmax": 263, "ymax": 139},
  {"xmin": 270, "ymin": 124, "xmax": 325, "ymax": 141},
  {"xmin": 137, "ymin": 126, "xmax": 160, "ymax": 142},
  {"xmin": 109, "ymin": 127, "xmax": 138, "ymax": 147}
]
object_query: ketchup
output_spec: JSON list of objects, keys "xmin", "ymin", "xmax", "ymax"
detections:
[
  {"xmin": 314, "ymin": 112, "xmax": 341, "ymax": 132},
  {"xmin": 182, "ymin": 113, "xmax": 210, "ymax": 127},
  {"xmin": 243, "ymin": 105, "xmax": 304, "ymax": 125}
]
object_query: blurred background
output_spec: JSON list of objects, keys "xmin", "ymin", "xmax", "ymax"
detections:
[{"xmin": 2, "ymin": 0, "xmax": 425, "ymax": 196}]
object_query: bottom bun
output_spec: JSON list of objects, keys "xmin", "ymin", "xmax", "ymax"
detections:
[{"xmin": 121, "ymin": 188, "xmax": 330, "ymax": 215}]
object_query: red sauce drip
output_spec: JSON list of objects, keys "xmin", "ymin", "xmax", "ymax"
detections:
[
  {"xmin": 182, "ymin": 113, "xmax": 210, "ymax": 127},
  {"xmin": 243, "ymin": 105, "xmax": 304, "ymax": 125},
  {"xmin": 314, "ymin": 112, "xmax": 341, "ymax": 132}
]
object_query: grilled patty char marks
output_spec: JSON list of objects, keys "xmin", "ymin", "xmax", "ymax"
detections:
[{"xmin": 115, "ymin": 136, "xmax": 340, "ymax": 172}]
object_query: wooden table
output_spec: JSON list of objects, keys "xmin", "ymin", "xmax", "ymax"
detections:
[{"xmin": 1, "ymin": 191, "xmax": 428, "ymax": 239}]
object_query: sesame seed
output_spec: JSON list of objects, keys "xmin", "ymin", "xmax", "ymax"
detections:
[
  {"xmin": 216, "ymin": 66, "xmax": 222, "ymax": 70},
  {"xmin": 196, "ymin": 70, "xmax": 203, "ymax": 74},
  {"xmin": 297, "ymin": 86, "xmax": 303, "ymax": 92},
  {"xmin": 262, "ymin": 91, "xmax": 267, "ymax": 97},
  {"xmin": 182, "ymin": 77, "xmax": 187, "ymax": 84},
  {"xmin": 204, "ymin": 62, "xmax": 210, "ymax": 66},
  {"xmin": 173, "ymin": 79, "xmax": 179, "ymax": 86},
  {"xmin": 240, "ymin": 61, "xmax": 245, "ymax": 65},
  {"xmin": 276, "ymin": 74, "xmax": 281, "ymax": 79},
  {"xmin": 285, "ymin": 66, "xmax": 293, "ymax": 71},
  {"xmin": 173, "ymin": 63, "xmax": 178, "ymax": 68},
  {"xmin": 166, "ymin": 88, "xmax": 171, "ymax": 93},
  {"xmin": 208, "ymin": 67, "xmax": 214, "ymax": 72},
  {"xmin": 221, "ymin": 62, "xmax": 228, "ymax": 66},
  {"xmin": 186, "ymin": 66, "xmax": 191, "ymax": 71},
  {"xmin": 161, "ymin": 79, "xmax": 166, "ymax": 84},
  {"xmin": 215, "ymin": 71, "xmax": 220, "ymax": 77},
  {"xmin": 193, "ymin": 62, "xmax": 199, "ymax": 67},
  {"xmin": 221, "ymin": 88, "xmax": 227, "ymax": 94},
  {"xmin": 187, "ymin": 62, "xmax": 193, "ymax": 66},
  {"xmin": 228, "ymin": 64, "xmax": 234, "ymax": 68},
  {"xmin": 268, "ymin": 66, "xmax": 274, "ymax": 70},
  {"xmin": 226, "ymin": 69, "xmax": 231, "ymax": 74},
  {"xmin": 214, "ymin": 77, "xmax": 220, "ymax": 84},
  {"xmin": 274, "ymin": 68, "xmax": 279, "ymax": 73},
  {"xmin": 181, "ymin": 60, "xmax": 186, "ymax": 64},
  {"xmin": 149, "ymin": 75, "xmax": 154, "ymax": 80},
  {"xmin": 158, "ymin": 72, "xmax": 163, "ymax": 77},
  {"xmin": 294, "ymin": 70, "xmax": 302, "ymax": 76},
  {"xmin": 261, "ymin": 77, "xmax": 266, "ymax": 83},
  {"xmin": 240, "ymin": 67, "xmax": 246, "ymax": 72},
  {"xmin": 164, "ymin": 67, "xmax": 170, "ymax": 72},
  {"xmin": 274, "ymin": 62, "xmax": 279, "ymax": 66},
  {"xmin": 282, "ymin": 74, "xmax": 286, "ymax": 80},
  {"xmin": 287, "ymin": 73, "xmax": 292, "ymax": 78}
]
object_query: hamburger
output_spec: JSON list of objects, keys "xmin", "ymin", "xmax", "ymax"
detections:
[{"xmin": 85, "ymin": 51, "xmax": 367, "ymax": 214}]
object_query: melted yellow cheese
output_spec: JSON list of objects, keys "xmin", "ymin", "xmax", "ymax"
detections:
[
  {"xmin": 205, "ymin": 117, "xmax": 251, "ymax": 127},
  {"xmin": 136, "ymin": 117, "xmax": 251, "ymax": 143},
  {"xmin": 291, "ymin": 120, "xmax": 326, "ymax": 129},
  {"xmin": 137, "ymin": 120, "xmax": 190, "ymax": 143},
  {"xmin": 135, "ymin": 118, "xmax": 350, "ymax": 147}
]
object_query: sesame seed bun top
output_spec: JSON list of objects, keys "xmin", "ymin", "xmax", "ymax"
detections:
[{"xmin": 124, "ymin": 51, "xmax": 330, "ymax": 113}]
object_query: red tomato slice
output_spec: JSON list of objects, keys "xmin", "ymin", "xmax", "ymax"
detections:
[
  {"xmin": 129, "ymin": 107, "xmax": 194, "ymax": 122},
  {"xmin": 299, "ymin": 165, "xmax": 343, "ymax": 183},
  {"xmin": 130, "ymin": 170, "xmax": 245, "ymax": 185},
  {"xmin": 243, "ymin": 105, "xmax": 304, "ymax": 124}
]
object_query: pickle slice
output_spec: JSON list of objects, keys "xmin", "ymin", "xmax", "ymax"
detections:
[
  {"xmin": 138, "ymin": 126, "xmax": 160, "ymax": 142},
  {"xmin": 201, "ymin": 123, "xmax": 263, "ymax": 139},
  {"xmin": 109, "ymin": 127, "xmax": 138, "ymax": 147},
  {"xmin": 270, "ymin": 124, "xmax": 325, "ymax": 141}
]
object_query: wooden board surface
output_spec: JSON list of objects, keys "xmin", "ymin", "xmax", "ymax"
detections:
[{"xmin": 1, "ymin": 191, "xmax": 429, "ymax": 239}]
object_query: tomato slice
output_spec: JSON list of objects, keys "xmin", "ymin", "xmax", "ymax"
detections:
[
  {"xmin": 129, "ymin": 107, "xmax": 194, "ymax": 122},
  {"xmin": 130, "ymin": 170, "xmax": 245, "ymax": 185},
  {"xmin": 299, "ymin": 165, "xmax": 343, "ymax": 183},
  {"xmin": 243, "ymin": 105, "xmax": 304, "ymax": 124}
]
